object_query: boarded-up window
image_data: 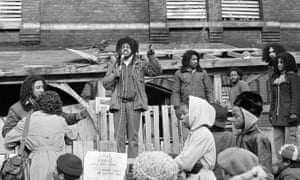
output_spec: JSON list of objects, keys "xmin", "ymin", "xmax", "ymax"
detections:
[
  {"xmin": 0, "ymin": 0, "xmax": 22, "ymax": 29},
  {"xmin": 221, "ymin": 0, "xmax": 260, "ymax": 20},
  {"xmin": 166, "ymin": 0, "xmax": 207, "ymax": 20}
]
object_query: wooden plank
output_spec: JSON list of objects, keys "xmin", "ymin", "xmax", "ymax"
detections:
[
  {"xmin": 222, "ymin": 11, "xmax": 259, "ymax": 15},
  {"xmin": 167, "ymin": 9, "xmax": 206, "ymax": 13},
  {"xmin": 222, "ymin": 15, "xmax": 259, "ymax": 18},
  {"xmin": 108, "ymin": 113, "xmax": 114, "ymax": 141},
  {"xmin": 170, "ymin": 106, "xmax": 180, "ymax": 154},
  {"xmin": 48, "ymin": 83, "xmax": 98, "ymax": 130},
  {"xmin": 162, "ymin": 105, "xmax": 171, "ymax": 153},
  {"xmin": 222, "ymin": 8, "xmax": 260, "ymax": 12},
  {"xmin": 0, "ymin": 10, "xmax": 21, "ymax": 13},
  {"xmin": 222, "ymin": 4, "xmax": 259, "ymax": 7},
  {"xmin": 167, "ymin": 5, "xmax": 206, "ymax": 9},
  {"xmin": 138, "ymin": 113, "xmax": 144, "ymax": 153},
  {"xmin": 166, "ymin": 2, "xmax": 205, "ymax": 5},
  {"xmin": 100, "ymin": 106, "xmax": 108, "ymax": 140},
  {"xmin": 0, "ymin": 2, "xmax": 22, "ymax": 5},
  {"xmin": 153, "ymin": 106, "xmax": 160, "ymax": 151},
  {"xmin": 214, "ymin": 74, "xmax": 223, "ymax": 103},
  {"xmin": 168, "ymin": 16, "xmax": 206, "ymax": 19},
  {"xmin": 0, "ymin": 15, "xmax": 21, "ymax": 18},
  {"xmin": 144, "ymin": 109, "xmax": 152, "ymax": 151},
  {"xmin": 73, "ymin": 141, "xmax": 94, "ymax": 162},
  {"xmin": 222, "ymin": 0, "xmax": 259, "ymax": 4}
]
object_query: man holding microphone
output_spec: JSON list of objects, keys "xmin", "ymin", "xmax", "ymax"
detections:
[{"xmin": 103, "ymin": 36, "xmax": 162, "ymax": 158}]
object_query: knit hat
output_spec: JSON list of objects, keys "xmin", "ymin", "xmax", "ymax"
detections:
[
  {"xmin": 233, "ymin": 91, "xmax": 263, "ymax": 117},
  {"xmin": 279, "ymin": 144, "xmax": 299, "ymax": 161},
  {"xmin": 56, "ymin": 153, "xmax": 83, "ymax": 177},
  {"xmin": 218, "ymin": 147, "xmax": 259, "ymax": 176},
  {"xmin": 213, "ymin": 103, "xmax": 228, "ymax": 128}
]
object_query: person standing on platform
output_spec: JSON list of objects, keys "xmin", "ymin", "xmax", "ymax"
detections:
[
  {"xmin": 171, "ymin": 50, "xmax": 214, "ymax": 119},
  {"xmin": 228, "ymin": 68, "xmax": 250, "ymax": 107},
  {"xmin": 102, "ymin": 37, "xmax": 162, "ymax": 158},
  {"xmin": 269, "ymin": 52, "xmax": 300, "ymax": 159}
]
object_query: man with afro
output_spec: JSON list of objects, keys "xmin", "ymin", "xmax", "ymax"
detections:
[{"xmin": 103, "ymin": 36, "xmax": 162, "ymax": 158}]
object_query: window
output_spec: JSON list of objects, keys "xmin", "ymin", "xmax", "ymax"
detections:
[
  {"xmin": 166, "ymin": 0, "xmax": 207, "ymax": 20},
  {"xmin": 0, "ymin": 0, "xmax": 22, "ymax": 29},
  {"xmin": 221, "ymin": 0, "xmax": 261, "ymax": 21}
]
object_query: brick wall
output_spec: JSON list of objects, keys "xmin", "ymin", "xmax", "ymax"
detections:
[
  {"xmin": 169, "ymin": 30, "xmax": 209, "ymax": 44},
  {"xmin": 223, "ymin": 29, "xmax": 262, "ymax": 48},
  {"xmin": 39, "ymin": 0, "xmax": 150, "ymax": 46}
]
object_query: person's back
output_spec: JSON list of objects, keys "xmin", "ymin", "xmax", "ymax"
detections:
[{"xmin": 211, "ymin": 103, "xmax": 235, "ymax": 180}]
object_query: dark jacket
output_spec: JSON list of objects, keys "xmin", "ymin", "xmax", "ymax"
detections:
[
  {"xmin": 211, "ymin": 128, "xmax": 236, "ymax": 180},
  {"xmin": 236, "ymin": 108, "xmax": 273, "ymax": 174},
  {"xmin": 171, "ymin": 69, "xmax": 214, "ymax": 108},
  {"xmin": 270, "ymin": 72, "xmax": 300, "ymax": 126},
  {"xmin": 102, "ymin": 55, "xmax": 162, "ymax": 112},
  {"xmin": 276, "ymin": 167, "xmax": 300, "ymax": 180},
  {"xmin": 2, "ymin": 101, "xmax": 82, "ymax": 137}
]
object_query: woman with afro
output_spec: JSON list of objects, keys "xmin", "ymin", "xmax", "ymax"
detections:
[{"xmin": 5, "ymin": 91, "xmax": 75, "ymax": 180}]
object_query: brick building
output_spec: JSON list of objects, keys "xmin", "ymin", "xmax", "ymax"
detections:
[{"xmin": 1, "ymin": 0, "xmax": 300, "ymax": 49}]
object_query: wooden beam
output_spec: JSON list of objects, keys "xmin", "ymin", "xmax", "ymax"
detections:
[{"xmin": 48, "ymin": 82, "xmax": 98, "ymax": 130}]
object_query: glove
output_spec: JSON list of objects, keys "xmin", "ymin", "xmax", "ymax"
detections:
[{"xmin": 79, "ymin": 109, "xmax": 89, "ymax": 119}]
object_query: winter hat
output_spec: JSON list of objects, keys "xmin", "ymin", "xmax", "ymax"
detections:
[
  {"xmin": 218, "ymin": 147, "xmax": 259, "ymax": 176},
  {"xmin": 56, "ymin": 153, "xmax": 83, "ymax": 177},
  {"xmin": 213, "ymin": 103, "xmax": 228, "ymax": 128},
  {"xmin": 233, "ymin": 91, "xmax": 263, "ymax": 117},
  {"xmin": 279, "ymin": 144, "xmax": 299, "ymax": 161}
]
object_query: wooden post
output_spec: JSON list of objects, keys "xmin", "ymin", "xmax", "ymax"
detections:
[
  {"xmin": 214, "ymin": 74, "xmax": 222, "ymax": 104},
  {"xmin": 97, "ymin": 79, "xmax": 106, "ymax": 98}
]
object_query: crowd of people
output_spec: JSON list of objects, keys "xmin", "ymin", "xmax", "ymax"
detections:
[{"xmin": 0, "ymin": 37, "xmax": 300, "ymax": 180}]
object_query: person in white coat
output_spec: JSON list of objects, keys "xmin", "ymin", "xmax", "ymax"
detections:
[{"xmin": 175, "ymin": 95, "xmax": 217, "ymax": 180}]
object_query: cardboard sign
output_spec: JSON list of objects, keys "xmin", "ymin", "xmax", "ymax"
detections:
[{"xmin": 84, "ymin": 151, "xmax": 127, "ymax": 180}]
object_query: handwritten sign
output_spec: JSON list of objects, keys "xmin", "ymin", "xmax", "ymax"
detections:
[{"xmin": 84, "ymin": 151, "xmax": 127, "ymax": 180}]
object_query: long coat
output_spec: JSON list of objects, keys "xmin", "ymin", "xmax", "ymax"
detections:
[
  {"xmin": 5, "ymin": 111, "xmax": 73, "ymax": 180},
  {"xmin": 269, "ymin": 72, "xmax": 300, "ymax": 126},
  {"xmin": 171, "ymin": 69, "xmax": 214, "ymax": 108},
  {"xmin": 2, "ymin": 101, "xmax": 82, "ymax": 137},
  {"xmin": 102, "ymin": 55, "xmax": 162, "ymax": 112},
  {"xmin": 236, "ymin": 108, "xmax": 273, "ymax": 174}
]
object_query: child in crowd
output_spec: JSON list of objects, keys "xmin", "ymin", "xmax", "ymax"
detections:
[
  {"xmin": 231, "ymin": 91, "xmax": 273, "ymax": 174},
  {"xmin": 273, "ymin": 144, "xmax": 300, "ymax": 180},
  {"xmin": 218, "ymin": 147, "xmax": 268, "ymax": 180},
  {"xmin": 211, "ymin": 103, "xmax": 236, "ymax": 180},
  {"xmin": 175, "ymin": 95, "xmax": 216, "ymax": 180},
  {"xmin": 53, "ymin": 153, "xmax": 83, "ymax": 180}
]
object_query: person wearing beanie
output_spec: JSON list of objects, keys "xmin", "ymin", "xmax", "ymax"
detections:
[
  {"xmin": 211, "ymin": 103, "xmax": 235, "ymax": 180},
  {"xmin": 102, "ymin": 37, "xmax": 162, "ymax": 158},
  {"xmin": 269, "ymin": 52, "xmax": 300, "ymax": 160},
  {"xmin": 274, "ymin": 144, "xmax": 300, "ymax": 180},
  {"xmin": 53, "ymin": 153, "xmax": 83, "ymax": 180},
  {"xmin": 218, "ymin": 147, "xmax": 268, "ymax": 180},
  {"xmin": 175, "ymin": 96, "xmax": 217, "ymax": 180},
  {"xmin": 231, "ymin": 91, "xmax": 273, "ymax": 176}
]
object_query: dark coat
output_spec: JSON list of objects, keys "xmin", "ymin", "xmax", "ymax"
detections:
[
  {"xmin": 269, "ymin": 73, "xmax": 300, "ymax": 126},
  {"xmin": 2, "ymin": 101, "xmax": 82, "ymax": 137},
  {"xmin": 171, "ymin": 69, "xmax": 214, "ymax": 108},
  {"xmin": 102, "ymin": 55, "xmax": 162, "ymax": 112},
  {"xmin": 236, "ymin": 109, "xmax": 273, "ymax": 174},
  {"xmin": 276, "ymin": 167, "xmax": 300, "ymax": 180},
  {"xmin": 212, "ymin": 129, "xmax": 235, "ymax": 180}
]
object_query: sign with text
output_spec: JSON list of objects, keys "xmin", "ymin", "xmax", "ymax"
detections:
[{"xmin": 84, "ymin": 151, "xmax": 127, "ymax": 180}]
